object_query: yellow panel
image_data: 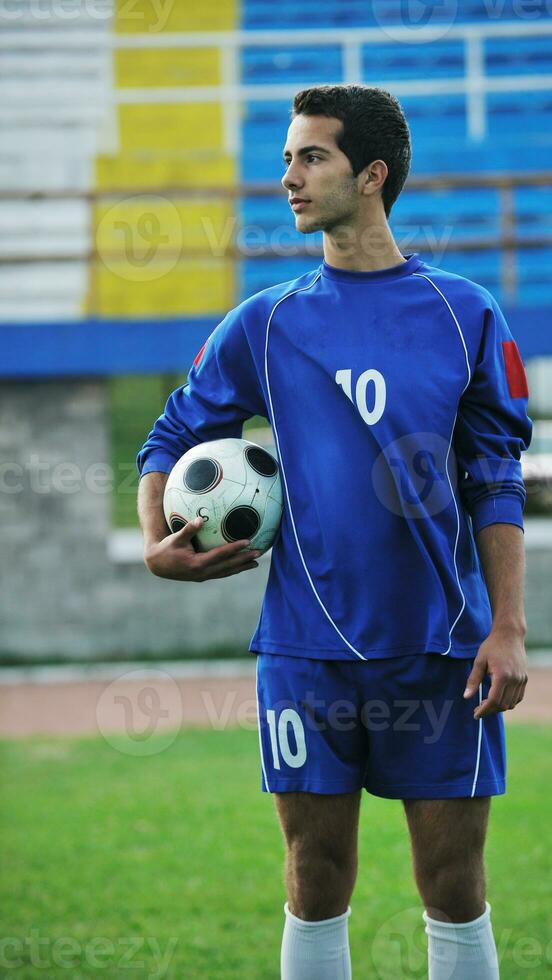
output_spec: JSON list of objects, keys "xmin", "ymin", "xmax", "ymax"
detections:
[
  {"xmin": 115, "ymin": 48, "xmax": 221, "ymax": 88},
  {"xmin": 118, "ymin": 103, "xmax": 223, "ymax": 152},
  {"xmin": 95, "ymin": 153, "xmax": 236, "ymax": 190},
  {"xmin": 87, "ymin": 260, "xmax": 234, "ymax": 316},
  {"xmin": 94, "ymin": 198, "xmax": 235, "ymax": 257},
  {"xmin": 115, "ymin": 0, "xmax": 237, "ymax": 33}
]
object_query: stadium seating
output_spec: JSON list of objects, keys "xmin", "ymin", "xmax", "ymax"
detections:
[
  {"xmin": 243, "ymin": 0, "xmax": 551, "ymax": 29},
  {"xmin": 238, "ymin": 3, "xmax": 552, "ymax": 304},
  {"xmin": 1, "ymin": 0, "xmax": 551, "ymax": 321}
]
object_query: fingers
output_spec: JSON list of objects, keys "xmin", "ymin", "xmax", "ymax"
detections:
[
  {"xmin": 505, "ymin": 682, "xmax": 522, "ymax": 710},
  {"xmin": 463, "ymin": 660, "xmax": 487, "ymax": 700},
  {"xmin": 472, "ymin": 678, "xmax": 505, "ymax": 720},
  {"xmin": 198, "ymin": 539, "xmax": 254, "ymax": 567},
  {"xmin": 189, "ymin": 534, "xmax": 261, "ymax": 578},
  {"xmin": 473, "ymin": 677, "xmax": 528, "ymax": 719},
  {"xmin": 173, "ymin": 520, "xmax": 256, "ymax": 565},
  {"xmin": 506, "ymin": 678, "xmax": 527, "ymax": 710},
  {"xmin": 173, "ymin": 517, "xmax": 204, "ymax": 540}
]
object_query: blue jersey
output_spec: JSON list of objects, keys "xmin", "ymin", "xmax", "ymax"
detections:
[{"xmin": 137, "ymin": 253, "xmax": 532, "ymax": 662}]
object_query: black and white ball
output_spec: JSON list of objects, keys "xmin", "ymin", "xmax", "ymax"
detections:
[{"xmin": 163, "ymin": 438, "xmax": 283, "ymax": 554}]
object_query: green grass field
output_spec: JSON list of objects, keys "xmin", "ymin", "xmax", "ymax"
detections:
[{"xmin": 1, "ymin": 725, "xmax": 551, "ymax": 979}]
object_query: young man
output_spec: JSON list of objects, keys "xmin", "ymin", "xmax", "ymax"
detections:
[{"xmin": 137, "ymin": 85, "xmax": 532, "ymax": 979}]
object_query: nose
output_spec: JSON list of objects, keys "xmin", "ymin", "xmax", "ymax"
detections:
[{"xmin": 281, "ymin": 163, "xmax": 303, "ymax": 193}]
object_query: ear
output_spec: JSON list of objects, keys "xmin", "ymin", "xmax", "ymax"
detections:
[{"xmin": 359, "ymin": 159, "xmax": 388, "ymax": 197}]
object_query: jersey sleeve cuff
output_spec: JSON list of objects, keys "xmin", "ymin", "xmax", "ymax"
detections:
[
  {"xmin": 470, "ymin": 493, "xmax": 525, "ymax": 535},
  {"xmin": 137, "ymin": 451, "xmax": 180, "ymax": 478}
]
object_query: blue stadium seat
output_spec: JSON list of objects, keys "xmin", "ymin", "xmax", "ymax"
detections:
[
  {"xmin": 517, "ymin": 247, "xmax": 552, "ymax": 304},
  {"xmin": 485, "ymin": 36, "xmax": 552, "ymax": 76},
  {"xmin": 241, "ymin": 0, "xmax": 543, "ymax": 29},
  {"xmin": 487, "ymin": 92, "xmax": 552, "ymax": 136},
  {"xmin": 514, "ymin": 187, "xmax": 552, "ymax": 240},
  {"xmin": 391, "ymin": 188, "xmax": 501, "ymax": 242},
  {"xmin": 362, "ymin": 41, "xmax": 464, "ymax": 81},
  {"xmin": 242, "ymin": 45, "xmax": 342, "ymax": 84}
]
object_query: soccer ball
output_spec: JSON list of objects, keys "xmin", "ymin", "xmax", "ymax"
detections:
[{"xmin": 163, "ymin": 438, "xmax": 283, "ymax": 554}]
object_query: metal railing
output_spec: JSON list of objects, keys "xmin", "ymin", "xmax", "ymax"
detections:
[
  {"xmin": 2, "ymin": 19, "xmax": 552, "ymax": 154},
  {"xmin": 1, "ymin": 172, "xmax": 550, "ymax": 307}
]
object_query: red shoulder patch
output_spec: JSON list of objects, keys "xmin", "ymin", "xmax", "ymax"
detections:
[
  {"xmin": 193, "ymin": 340, "xmax": 208, "ymax": 368},
  {"xmin": 502, "ymin": 340, "xmax": 529, "ymax": 398}
]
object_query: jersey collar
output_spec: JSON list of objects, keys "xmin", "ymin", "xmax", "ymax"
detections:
[{"xmin": 321, "ymin": 253, "xmax": 424, "ymax": 283}]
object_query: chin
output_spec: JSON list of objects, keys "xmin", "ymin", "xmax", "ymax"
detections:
[{"xmin": 295, "ymin": 214, "xmax": 322, "ymax": 234}]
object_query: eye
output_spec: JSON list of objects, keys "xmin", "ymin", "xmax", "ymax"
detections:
[{"xmin": 306, "ymin": 154, "xmax": 321, "ymax": 163}]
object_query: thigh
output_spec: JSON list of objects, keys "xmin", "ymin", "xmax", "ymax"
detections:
[
  {"xmin": 404, "ymin": 796, "xmax": 491, "ymax": 869},
  {"xmin": 275, "ymin": 789, "xmax": 362, "ymax": 857}
]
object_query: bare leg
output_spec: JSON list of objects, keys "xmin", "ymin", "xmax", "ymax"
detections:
[
  {"xmin": 403, "ymin": 797, "xmax": 490, "ymax": 922},
  {"xmin": 275, "ymin": 790, "xmax": 362, "ymax": 920},
  {"xmin": 404, "ymin": 797, "xmax": 499, "ymax": 979}
]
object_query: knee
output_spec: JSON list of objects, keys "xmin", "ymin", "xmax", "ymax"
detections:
[
  {"xmin": 416, "ymin": 853, "xmax": 486, "ymax": 922},
  {"xmin": 286, "ymin": 840, "xmax": 357, "ymax": 921}
]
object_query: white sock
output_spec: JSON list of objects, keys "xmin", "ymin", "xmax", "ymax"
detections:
[
  {"xmin": 423, "ymin": 901, "xmax": 500, "ymax": 979},
  {"xmin": 280, "ymin": 902, "xmax": 352, "ymax": 980}
]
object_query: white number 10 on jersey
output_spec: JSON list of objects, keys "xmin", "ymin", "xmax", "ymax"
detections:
[{"xmin": 335, "ymin": 368, "xmax": 386, "ymax": 425}]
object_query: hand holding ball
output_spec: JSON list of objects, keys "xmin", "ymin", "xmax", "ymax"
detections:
[{"xmin": 163, "ymin": 438, "xmax": 283, "ymax": 555}]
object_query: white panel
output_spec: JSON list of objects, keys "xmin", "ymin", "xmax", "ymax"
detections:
[
  {"xmin": 0, "ymin": 199, "xmax": 89, "ymax": 231},
  {"xmin": 0, "ymin": 299, "xmax": 83, "ymax": 322},
  {"xmin": 0, "ymin": 81, "xmax": 110, "ymax": 105},
  {"xmin": 0, "ymin": 157, "xmax": 93, "ymax": 191},
  {"xmin": 0, "ymin": 51, "xmax": 106, "ymax": 77},
  {"xmin": 0, "ymin": 261, "xmax": 88, "ymax": 297},
  {"xmin": 0, "ymin": 128, "xmax": 100, "ymax": 155}
]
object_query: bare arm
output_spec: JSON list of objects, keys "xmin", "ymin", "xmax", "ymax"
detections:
[
  {"xmin": 474, "ymin": 522, "xmax": 527, "ymax": 635},
  {"xmin": 463, "ymin": 522, "xmax": 528, "ymax": 719},
  {"xmin": 138, "ymin": 471, "xmax": 171, "ymax": 553},
  {"xmin": 138, "ymin": 471, "xmax": 261, "ymax": 582}
]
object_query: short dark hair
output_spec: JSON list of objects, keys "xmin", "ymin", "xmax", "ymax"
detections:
[{"xmin": 291, "ymin": 84, "xmax": 411, "ymax": 217}]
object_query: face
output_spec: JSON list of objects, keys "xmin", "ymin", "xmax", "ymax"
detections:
[{"xmin": 282, "ymin": 114, "xmax": 360, "ymax": 234}]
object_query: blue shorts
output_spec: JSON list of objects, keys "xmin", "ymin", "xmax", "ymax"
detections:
[{"xmin": 255, "ymin": 653, "xmax": 506, "ymax": 799}]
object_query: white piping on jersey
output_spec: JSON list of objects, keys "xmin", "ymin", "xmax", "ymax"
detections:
[
  {"xmin": 265, "ymin": 270, "xmax": 474, "ymax": 661},
  {"xmin": 413, "ymin": 273, "xmax": 472, "ymax": 656},
  {"xmin": 264, "ymin": 272, "xmax": 368, "ymax": 661},
  {"xmin": 471, "ymin": 684, "xmax": 484, "ymax": 797},
  {"xmin": 256, "ymin": 656, "xmax": 271, "ymax": 791}
]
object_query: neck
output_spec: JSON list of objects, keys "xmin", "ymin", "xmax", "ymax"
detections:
[{"xmin": 322, "ymin": 213, "xmax": 405, "ymax": 272}]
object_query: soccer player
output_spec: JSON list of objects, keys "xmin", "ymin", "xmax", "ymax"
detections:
[{"xmin": 137, "ymin": 85, "xmax": 532, "ymax": 979}]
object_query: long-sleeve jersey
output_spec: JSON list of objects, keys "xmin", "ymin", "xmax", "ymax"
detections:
[{"xmin": 137, "ymin": 253, "xmax": 532, "ymax": 662}]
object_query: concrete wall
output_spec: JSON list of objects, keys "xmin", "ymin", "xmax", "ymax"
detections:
[
  {"xmin": 0, "ymin": 380, "xmax": 266, "ymax": 661},
  {"xmin": 1, "ymin": 379, "xmax": 550, "ymax": 662}
]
